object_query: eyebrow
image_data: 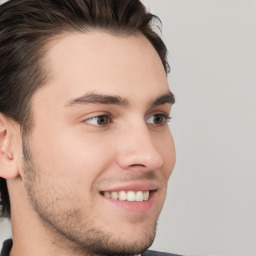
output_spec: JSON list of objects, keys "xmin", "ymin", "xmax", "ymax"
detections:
[
  {"xmin": 151, "ymin": 91, "xmax": 175, "ymax": 107},
  {"xmin": 66, "ymin": 93, "xmax": 129, "ymax": 107},
  {"xmin": 66, "ymin": 91, "xmax": 175, "ymax": 107}
]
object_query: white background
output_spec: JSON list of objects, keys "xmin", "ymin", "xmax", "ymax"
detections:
[{"xmin": 1, "ymin": 0, "xmax": 256, "ymax": 255}]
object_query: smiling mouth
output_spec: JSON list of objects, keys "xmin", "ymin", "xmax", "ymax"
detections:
[{"xmin": 100, "ymin": 190, "xmax": 156, "ymax": 202}]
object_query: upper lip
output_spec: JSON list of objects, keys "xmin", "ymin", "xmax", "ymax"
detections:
[{"xmin": 100, "ymin": 182, "xmax": 159, "ymax": 193}]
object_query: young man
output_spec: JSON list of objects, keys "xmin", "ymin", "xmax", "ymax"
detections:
[{"xmin": 0, "ymin": 1, "xmax": 178, "ymax": 255}]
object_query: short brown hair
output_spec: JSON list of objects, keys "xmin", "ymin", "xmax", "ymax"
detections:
[{"xmin": 0, "ymin": 0, "xmax": 170, "ymax": 217}]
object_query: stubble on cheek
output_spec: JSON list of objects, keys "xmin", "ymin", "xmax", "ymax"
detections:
[{"xmin": 22, "ymin": 158, "xmax": 157, "ymax": 256}]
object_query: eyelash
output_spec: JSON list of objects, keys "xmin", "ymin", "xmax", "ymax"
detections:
[
  {"xmin": 146, "ymin": 113, "xmax": 172, "ymax": 126},
  {"xmin": 83, "ymin": 113, "xmax": 172, "ymax": 127}
]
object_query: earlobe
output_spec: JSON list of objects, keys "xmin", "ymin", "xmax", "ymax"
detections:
[{"xmin": 0, "ymin": 114, "xmax": 20, "ymax": 179}]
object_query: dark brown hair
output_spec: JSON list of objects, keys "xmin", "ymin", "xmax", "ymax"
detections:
[{"xmin": 0, "ymin": 0, "xmax": 170, "ymax": 217}]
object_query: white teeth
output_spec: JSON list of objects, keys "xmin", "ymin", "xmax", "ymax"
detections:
[
  {"xmin": 104, "ymin": 192, "xmax": 111, "ymax": 198},
  {"xmin": 103, "ymin": 190, "xmax": 150, "ymax": 201},
  {"xmin": 127, "ymin": 191, "xmax": 136, "ymax": 201},
  {"xmin": 136, "ymin": 191, "xmax": 144, "ymax": 202},
  {"xmin": 119, "ymin": 191, "xmax": 127, "ymax": 201},
  {"xmin": 143, "ymin": 191, "xmax": 149, "ymax": 201},
  {"xmin": 111, "ymin": 192, "xmax": 119, "ymax": 200}
]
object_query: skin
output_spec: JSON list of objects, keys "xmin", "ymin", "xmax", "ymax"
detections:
[{"xmin": 0, "ymin": 31, "xmax": 175, "ymax": 256}]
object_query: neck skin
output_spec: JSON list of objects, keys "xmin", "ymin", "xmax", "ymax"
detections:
[{"xmin": 8, "ymin": 179, "xmax": 94, "ymax": 256}]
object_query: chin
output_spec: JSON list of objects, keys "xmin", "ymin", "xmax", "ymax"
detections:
[{"xmin": 72, "ymin": 225, "xmax": 157, "ymax": 256}]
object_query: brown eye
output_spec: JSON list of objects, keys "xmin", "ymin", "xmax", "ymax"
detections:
[
  {"xmin": 146, "ymin": 114, "xmax": 171, "ymax": 125},
  {"xmin": 96, "ymin": 115, "xmax": 109, "ymax": 125},
  {"xmin": 85, "ymin": 115, "xmax": 110, "ymax": 126},
  {"xmin": 153, "ymin": 114, "xmax": 165, "ymax": 124}
]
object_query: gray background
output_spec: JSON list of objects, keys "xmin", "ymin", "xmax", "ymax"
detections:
[{"xmin": 1, "ymin": 0, "xmax": 256, "ymax": 255}]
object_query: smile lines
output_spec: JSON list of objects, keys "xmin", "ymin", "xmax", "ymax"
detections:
[{"xmin": 102, "ymin": 191, "xmax": 150, "ymax": 202}]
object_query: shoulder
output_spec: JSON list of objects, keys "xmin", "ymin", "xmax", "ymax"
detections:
[{"xmin": 142, "ymin": 250, "xmax": 183, "ymax": 256}]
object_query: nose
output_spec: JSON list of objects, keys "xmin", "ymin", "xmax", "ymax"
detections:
[{"xmin": 116, "ymin": 123, "xmax": 163, "ymax": 171}]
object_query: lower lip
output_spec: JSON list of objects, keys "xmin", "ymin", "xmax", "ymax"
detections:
[{"xmin": 100, "ymin": 191, "xmax": 156, "ymax": 214}]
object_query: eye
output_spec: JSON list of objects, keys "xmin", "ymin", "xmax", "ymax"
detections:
[
  {"xmin": 146, "ymin": 114, "xmax": 171, "ymax": 125},
  {"xmin": 84, "ymin": 115, "xmax": 110, "ymax": 126}
]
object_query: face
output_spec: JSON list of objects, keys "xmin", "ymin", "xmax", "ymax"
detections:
[{"xmin": 22, "ymin": 31, "xmax": 176, "ymax": 255}]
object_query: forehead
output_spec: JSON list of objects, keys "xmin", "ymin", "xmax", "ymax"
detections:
[{"xmin": 35, "ymin": 31, "xmax": 169, "ymax": 106}]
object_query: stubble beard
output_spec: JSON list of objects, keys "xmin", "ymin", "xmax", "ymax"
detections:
[{"xmin": 22, "ymin": 136, "xmax": 157, "ymax": 256}]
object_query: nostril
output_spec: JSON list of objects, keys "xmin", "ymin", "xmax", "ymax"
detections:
[{"xmin": 130, "ymin": 164, "xmax": 146, "ymax": 167}]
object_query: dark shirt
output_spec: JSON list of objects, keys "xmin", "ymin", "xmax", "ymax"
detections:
[
  {"xmin": 1, "ymin": 239, "xmax": 182, "ymax": 256},
  {"xmin": 142, "ymin": 250, "xmax": 182, "ymax": 256},
  {"xmin": 0, "ymin": 240, "xmax": 12, "ymax": 256}
]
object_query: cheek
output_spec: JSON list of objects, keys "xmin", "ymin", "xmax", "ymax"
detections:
[{"xmin": 29, "ymin": 127, "xmax": 115, "ymax": 191}]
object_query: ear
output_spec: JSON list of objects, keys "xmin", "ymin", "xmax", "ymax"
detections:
[{"xmin": 0, "ymin": 113, "xmax": 20, "ymax": 179}]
